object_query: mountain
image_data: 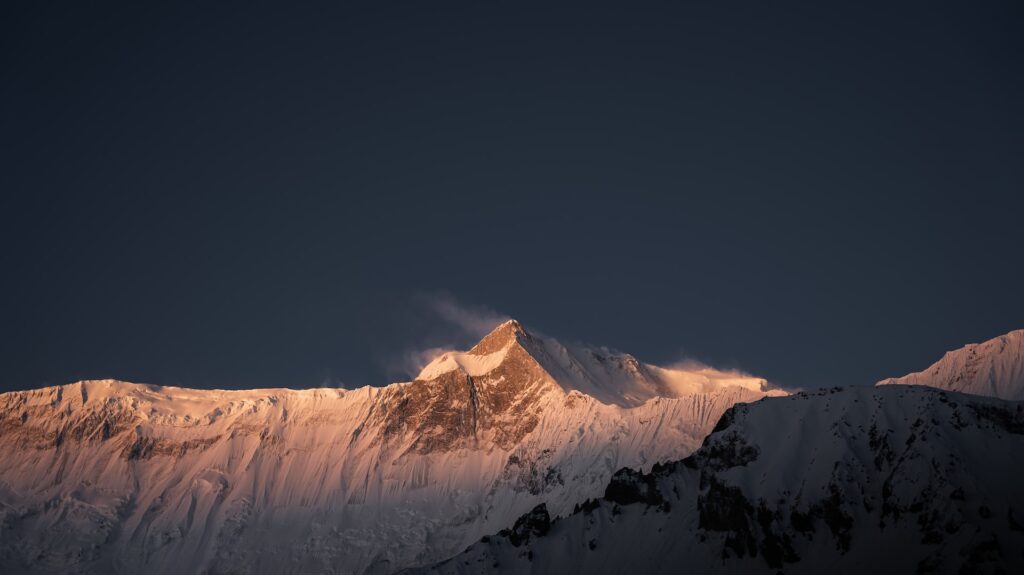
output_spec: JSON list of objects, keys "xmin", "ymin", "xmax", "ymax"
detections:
[
  {"xmin": 416, "ymin": 385, "xmax": 1024, "ymax": 574},
  {"xmin": 878, "ymin": 329, "xmax": 1024, "ymax": 400},
  {"xmin": 0, "ymin": 320, "xmax": 780, "ymax": 574}
]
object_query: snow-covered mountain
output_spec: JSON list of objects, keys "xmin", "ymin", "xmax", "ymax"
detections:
[
  {"xmin": 417, "ymin": 385, "xmax": 1024, "ymax": 574},
  {"xmin": 878, "ymin": 329, "xmax": 1024, "ymax": 400},
  {"xmin": 0, "ymin": 320, "xmax": 780, "ymax": 574}
]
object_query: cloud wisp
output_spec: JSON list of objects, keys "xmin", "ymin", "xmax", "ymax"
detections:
[
  {"xmin": 382, "ymin": 292, "xmax": 510, "ymax": 381},
  {"xmin": 421, "ymin": 292, "xmax": 509, "ymax": 340}
]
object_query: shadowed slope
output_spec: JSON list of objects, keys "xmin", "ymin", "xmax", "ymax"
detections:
[{"xmin": 419, "ymin": 385, "xmax": 1024, "ymax": 575}]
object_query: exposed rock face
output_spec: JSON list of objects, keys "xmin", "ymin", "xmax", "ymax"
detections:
[
  {"xmin": 0, "ymin": 320, "xmax": 778, "ymax": 575},
  {"xmin": 603, "ymin": 468, "xmax": 663, "ymax": 507},
  {"xmin": 504, "ymin": 504, "xmax": 551, "ymax": 547},
  {"xmin": 417, "ymin": 386, "xmax": 1024, "ymax": 575},
  {"xmin": 372, "ymin": 331, "xmax": 555, "ymax": 454}
]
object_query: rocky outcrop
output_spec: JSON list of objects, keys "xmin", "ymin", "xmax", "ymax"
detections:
[
  {"xmin": 503, "ymin": 504, "xmax": 551, "ymax": 547},
  {"xmin": 604, "ymin": 468, "xmax": 664, "ymax": 507}
]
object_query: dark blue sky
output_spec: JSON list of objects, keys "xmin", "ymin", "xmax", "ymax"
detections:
[{"xmin": 2, "ymin": 1, "xmax": 1022, "ymax": 393}]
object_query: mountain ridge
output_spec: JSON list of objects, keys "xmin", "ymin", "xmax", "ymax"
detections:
[
  {"xmin": 878, "ymin": 329, "xmax": 1024, "ymax": 400},
  {"xmin": 417, "ymin": 384, "xmax": 1024, "ymax": 574},
  {"xmin": 0, "ymin": 321, "xmax": 779, "ymax": 574}
]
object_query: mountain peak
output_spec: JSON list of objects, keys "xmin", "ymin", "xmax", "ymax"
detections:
[
  {"xmin": 415, "ymin": 319, "xmax": 778, "ymax": 407},
  {"xmin": 878, "ymin": 328, "xmax": 1024, "ymax": 400},
  {"xmin": 413, "ymin": 320, "xmax": 531, "ymax": 381},
  {"xmin": 469, "ymin": 319, "xmax": 529, "ymax": 355}
]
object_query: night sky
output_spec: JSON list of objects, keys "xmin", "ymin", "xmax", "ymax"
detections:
[{"xmin": 2, "ymin": 1, "xmax": 1022, "ymax": 394}]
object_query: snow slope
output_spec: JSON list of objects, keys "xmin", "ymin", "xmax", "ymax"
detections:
[
  {"xmin": 0, "ymin": 320, "xmax": 778, "ymax": 574},
  {"xmin": 418, "ymin": 385, "xmax": 1024, "ymax": 574},
  {"xmin": 878, "ymin": 329, "xmax": 1024, "ymax": 400}
]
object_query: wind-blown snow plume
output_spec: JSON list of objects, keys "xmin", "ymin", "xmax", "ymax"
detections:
[
  {"xmin": 386, "ymin": 293, "xmax": 511, "ymax": 380},
  {"xmin": 392, "ymin": 346, "xmax": 454, "ymax": 381},
  {"xmin": 421, "ymin": 292, "xmax": 510, "ymax": 339}
]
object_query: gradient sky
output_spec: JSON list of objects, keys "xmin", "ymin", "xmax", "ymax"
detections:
[{"xmin": 2, "ymin": 1, "xmax": 1022, "ymax": 393}]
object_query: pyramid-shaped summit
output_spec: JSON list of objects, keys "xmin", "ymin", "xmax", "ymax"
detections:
[
  {"xmin": 469, "ymin": 319, "xmax": 530, "ymax": 355},
  {"xmin": 414, "ymin": 319, "xmax": 539, "ymax": 382}
]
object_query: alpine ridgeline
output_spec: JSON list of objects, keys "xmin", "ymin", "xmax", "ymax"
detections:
[
  {"xmin": 878, "ymin": 329, "xmax": 1024, "ymax": 400},
  {"xmin": 0, "ymin": 320, "xmax": 780, "ymax": 574}
]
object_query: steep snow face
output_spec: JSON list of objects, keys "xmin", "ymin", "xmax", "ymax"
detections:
[
  {"xmin": 0, "ymin": 320, "xmax": 778, "ymax": 575},
  {"xmin": 420, "ymin": 386, "xmax": 1024, "ymax": 575},
  {"xmin": 879, "ymin": 329, "xmax": 1024, "ymax": 400}
]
